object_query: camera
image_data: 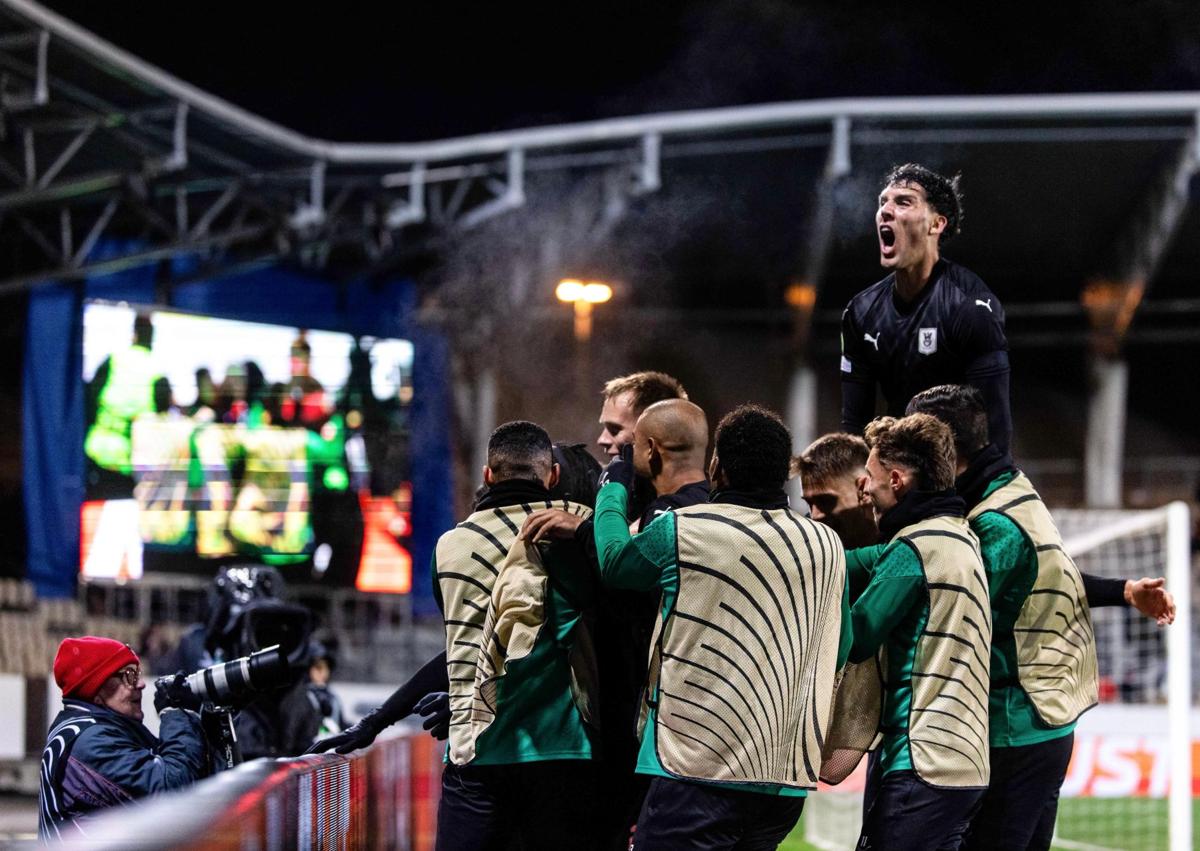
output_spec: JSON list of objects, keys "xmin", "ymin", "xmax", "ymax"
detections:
[{"xmin": 157, "ymin": 645, "xmax": 288, "ymax": 706}]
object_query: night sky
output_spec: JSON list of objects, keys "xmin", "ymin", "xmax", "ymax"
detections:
[{"xmin": 42, "ymin": 1, "xmax": 1200, "ymax": 142}]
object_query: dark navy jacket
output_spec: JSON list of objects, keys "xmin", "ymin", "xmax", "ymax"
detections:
[
  {"xmin": 841, "ymin": 257, "xmax": 1012, "ymax": 453},
  {"xmin": 38, "ymin": 700, "xmax": 206, "ymax": 841}
]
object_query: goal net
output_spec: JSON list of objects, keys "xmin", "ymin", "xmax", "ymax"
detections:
[{"xmin": 804, "ymin": 501, "xmax": 1194, "ymax": 851}]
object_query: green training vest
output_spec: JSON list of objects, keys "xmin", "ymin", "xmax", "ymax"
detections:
[
  {"xmin": 897, "ymin": 514, "xmax": 992, "ymax": 789},
  {"xmin": 649, "ymin": 504, "xmax": 846, "ymax": 790},
  {"xmin": 435, "ymin": 500, "xmax": 591, "ymax": 765},
  {"xmin": 969, "ymin": 473, "xmax": 1099, "ymax": 727}
]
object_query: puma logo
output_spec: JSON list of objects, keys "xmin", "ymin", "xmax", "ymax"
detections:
[
  {"xmin": 863, "ymin": 332, "xmax": 880, "ymax": 351},
  {"xmin": 975, "ymin": 298, "xmax": 992, "ymax": 313}
]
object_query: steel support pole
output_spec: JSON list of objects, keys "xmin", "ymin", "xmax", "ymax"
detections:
[
  {"xmin": 1084, "ymin": 356, "xmax": 1127, "ymax": 507},
  {"xmin": 785, "ymin": 365, "xmax": 817, "ymax": 508}
]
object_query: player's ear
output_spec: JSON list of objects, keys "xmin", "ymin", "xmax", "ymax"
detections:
[
  {"xmin": 545, "ymin": 463, "xmax": 560, "ymax": 491},
  {"xmin": 888, "ymin": 467, "xmax": 905, "ymax": 493},
  {"xmin": 929, "ymin": 213, "xmax": 947, "ymax": 238},
  {"xmin": 483, "ymin": 466, "xmax": 495, "ymax": 487}
]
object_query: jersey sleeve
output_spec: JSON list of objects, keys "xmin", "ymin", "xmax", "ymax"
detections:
[
  {"xmin": 593, "ymin": 483, "xmax": 677, "ymax": 592},
  {"xmin": 846, "ymin": 543, "xmax": 887, "ymax": 602},
  {"xmin": 837, "ymin": 572, "xmax": 854, "ymax": 671},
  {"xmin": 848, "ymin": 541, "xmax": 926, "ymax": 664},
  {"xmin": 840, "ymin": 306, "xmax": 877, "ymax": 434},
  {"xmin": 952, "ymin": 291, "xmax": 1012, "ymax": 452}
]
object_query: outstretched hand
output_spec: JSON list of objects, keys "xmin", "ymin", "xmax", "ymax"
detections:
[
  {"xmin": 304, "ymin": 713, "xmax": 382, "ymax": 755},
  {"xmin": 1125, "ymin": 577, "xmax": 1176, "ymax": 626}
]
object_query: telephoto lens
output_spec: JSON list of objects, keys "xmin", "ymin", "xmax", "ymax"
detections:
[{"xmin": 164, "ymin": 645, "xmax": 288, "ymax": 705}]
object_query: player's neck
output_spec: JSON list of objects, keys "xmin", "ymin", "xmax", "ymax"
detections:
[
  {"xmin": 893, "ymin": 250, "xmax": 940, "ymax": 302},
  {"xmin": 653, "ymin": 465, "xmax": 706, "ymax": 498}
]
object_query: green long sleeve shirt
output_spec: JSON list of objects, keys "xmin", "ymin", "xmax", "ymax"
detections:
[{"xmin": 593, "ymin": 482, "xmax": 853, "ymax": 797}]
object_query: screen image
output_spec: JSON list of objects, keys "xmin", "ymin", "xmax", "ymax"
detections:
[{"xmin": 80, "ymin": 302, "xmax": 414, "ymax": 592}]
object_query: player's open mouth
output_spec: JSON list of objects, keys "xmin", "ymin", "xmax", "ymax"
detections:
[{"xmin": 879, "ymin": 225, "xmax": 896, "ymax": 253}]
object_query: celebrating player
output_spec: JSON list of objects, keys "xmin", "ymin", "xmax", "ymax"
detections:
[
  {"xmin": 841, "ymin": 164, "xmax": 1012, "ymax": 453},
  {"xmin": 851, "ymin": 413, "xmax": 992, "ymax": 850}
]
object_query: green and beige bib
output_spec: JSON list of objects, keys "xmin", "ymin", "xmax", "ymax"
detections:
[
  {"xmin": 435, "ymin": 500, "xmax": 591, "ymax": 765},
  {"xmin": 648, "ymin": 504, "xmax": 846, "ymax": 789},
  {"xmin": 969, "ymin": 474, "xmax": 1098, "ymax": 727},
  {"xmin": 898, "ymin": 515, "xmax": 992, "ymax": 789}
]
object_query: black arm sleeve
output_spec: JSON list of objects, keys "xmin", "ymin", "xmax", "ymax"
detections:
[
  {"xmin": 840, "ymin": 307, "xmax": 876, "ymax": 435},
  {"xmin": 841, "ymin": 379, "xmax": 876, "ymax": 436},
  {"xmin": 1082, "ymin": 572, "xmax": 1127, "ymax": 608},
  {"xmin": 374, "ymin": 651, "xmax": 450, "ymax": 727},
  {"xmin": 965, "ymin": 365, "xmax": 1012, "ymax": 456}
]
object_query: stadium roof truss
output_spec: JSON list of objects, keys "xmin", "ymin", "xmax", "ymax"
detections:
[{"xmin": 0, "ymin": 0, "xmax": 1197, "ymax": 338}]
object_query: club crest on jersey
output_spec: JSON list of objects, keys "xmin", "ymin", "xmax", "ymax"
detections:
[{"xmin": 918, "ymin": 327, "xmax": 938, "ymax": 355}]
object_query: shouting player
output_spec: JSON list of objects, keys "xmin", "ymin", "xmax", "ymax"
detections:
[{"xmin": 841, "ymin": 164, "xmax": 1012, "ymax": 454}]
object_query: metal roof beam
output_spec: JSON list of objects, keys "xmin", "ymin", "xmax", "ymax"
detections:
[{"xmin": 5, "ymin": 0, "xmax": 1200, "ymax": 167}]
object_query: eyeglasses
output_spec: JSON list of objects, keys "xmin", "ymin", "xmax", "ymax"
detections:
[{"xmin": 113, "ymin": 666, "xmax": 141, "ymax": 688}]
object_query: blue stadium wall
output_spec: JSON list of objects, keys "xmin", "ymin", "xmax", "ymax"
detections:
[{"xmin": 22, "ymin": 247, "xmax": 452, "ymax": 615}]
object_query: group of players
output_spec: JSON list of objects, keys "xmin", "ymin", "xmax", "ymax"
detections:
[{"xmin": 309, "ymin": 164, "xmax": 1176, "ymax": 851}]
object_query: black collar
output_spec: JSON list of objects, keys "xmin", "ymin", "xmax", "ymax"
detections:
[
  {"xmin": 878, "ymin": 487, "xmax": 965, "ymax": 541},
  {"xmin": 955, "ymin": 443, "xmax": 1017, "ymax": 510},
  {"xmin": 709, "ymin": 486, "xmax": 790, "ymax": 511},
  {"xmin": 474, "ymin": 479, "xmax": 552, "ymax": 512}
]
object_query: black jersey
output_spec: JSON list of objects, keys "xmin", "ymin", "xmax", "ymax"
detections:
[{"xmin": 841, "ymin": 258, "xmax": 1012, "ymax": 452}]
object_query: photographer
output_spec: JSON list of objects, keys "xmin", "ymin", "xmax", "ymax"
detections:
[{"xmin": 39, "ymin": 637, "xmax": 207, "ymax": 841}]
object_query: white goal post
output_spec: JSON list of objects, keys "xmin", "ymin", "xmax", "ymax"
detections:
[{"xmin": 805, "ymin": 501, "xmax": 1193, "ymax": 851}]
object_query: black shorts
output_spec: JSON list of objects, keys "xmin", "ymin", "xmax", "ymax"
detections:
[
  {"xmin": 961, "ymin": 732, "xmax": 1075, "ymax": 851},
  {"xmin": 858, "ymin": 768, "xmax": 984, "ymax": 851},
  {"xmin": 436, "ymin": 760, "xmax": 599, "ymax": 851},
  {"xmin": 633, "ymin": 776, "xmax": 805, "ymax": 851}
]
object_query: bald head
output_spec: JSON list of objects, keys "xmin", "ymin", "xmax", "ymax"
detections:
[{"xmin": 632, "ymin": 399, "xmax": 709, "ymax": 485}]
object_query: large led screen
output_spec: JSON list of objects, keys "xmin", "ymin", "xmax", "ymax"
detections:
[{"xmin": 80, "ymin": 302, "xmax": 414, "ymax": 592}]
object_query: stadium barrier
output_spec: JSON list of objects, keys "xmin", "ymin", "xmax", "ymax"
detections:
[{"xmin": 54, "ymin": 731, "xmax": 443, "ymax": 850}]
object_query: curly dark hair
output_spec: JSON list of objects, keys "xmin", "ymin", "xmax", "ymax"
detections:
[
  {"xmin": 906, "ymin": 384, "xmax": 989, "ymax": 459},
  {"xmin": 713, "ymin": 404, "xmax": 792, "ymax": 490},
  {"xmin": 883, "ymin": 163, "xmax": 964, "ymax": 242}
]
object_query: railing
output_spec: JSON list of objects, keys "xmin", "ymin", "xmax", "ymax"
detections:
[{"xmin": 54, "ymin": 732, "xmax": 443, "ymax": 851}]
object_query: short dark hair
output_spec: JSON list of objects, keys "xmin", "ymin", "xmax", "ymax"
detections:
[
  {"xmin": 549, "ymin": 442, "xmax": 601, "ymax": 508},
  {"xmin": 713, "ymin": 404, "xmax": 792, "ymax": 490},
  {"xmin": 602, "ymin": 371, "xmax": 687, "ymax": 416},
  {"xmin": 905, "ymin": 384, "xmax": 989, "ymax": 459},
  {"xmin": 883, "ymin": 163, "xmax": 963, "ymax": 242},
  {"xmin": 864, "ymin": 414, "xmax": 956, "ymax": 491},
  {"xmin": 487, "ymin": 421, "xmax": 553, "ymax": 483},
  {"xmin": 796, "ymin": 433, "xmax": 869, "ymax": 485}
]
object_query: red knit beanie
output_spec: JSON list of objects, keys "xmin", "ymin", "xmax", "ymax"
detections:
[{"xmin": 53, "ymin": 637, "xmax": 139, "ymax": 700}]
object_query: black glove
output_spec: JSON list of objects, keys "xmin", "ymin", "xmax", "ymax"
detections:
[
  {"xmin": 597, "ymin": 443, "xmax": 635, "ymax": 494},
  {"xmin": 304, "ymin": 708, "xmax": 385, "ymax": 755},
  {"xmin": 415, "ymin": 691, "xmax": 450, "ymax": 740},
  {"xmin": 154, "ymin": 672, "xmax": 199, "ymax": 713}
]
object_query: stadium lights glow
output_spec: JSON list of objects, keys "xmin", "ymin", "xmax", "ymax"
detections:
[
  {"xmin": 556, "ymin": 279, "xmax": 613, "ymax": 341},
  {"xmin": 556, "ymin": 279, "xmax": 612, "ymax": 304}
]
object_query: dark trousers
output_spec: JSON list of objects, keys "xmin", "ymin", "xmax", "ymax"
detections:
[
  {"xmin": 436, "ymin": 760, "xmax": 598, "ymax": 851},
  {"xmin": 633, "ymin": 776, "xmax": 805, "ymax": 851},
  {"xmin": 961, "ymin": 733, "xmax": 1075, "ymax": 851},
  {"xmin": 858, "ymin": 769, "xmax": 984, "ymax": 851}
]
